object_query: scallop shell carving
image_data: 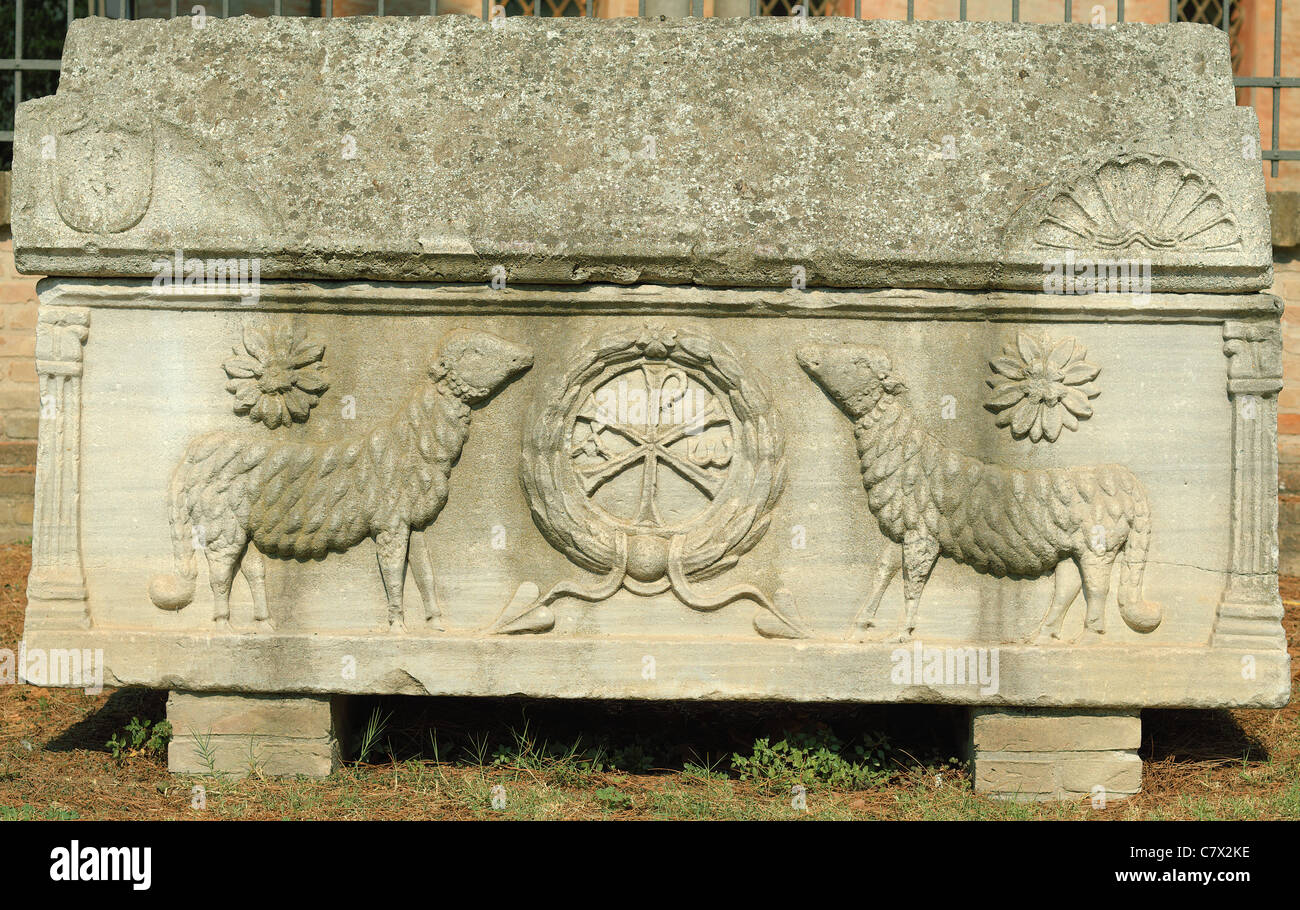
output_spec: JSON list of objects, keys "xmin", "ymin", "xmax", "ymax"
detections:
[{"xmin": 1034, "ymin": 154, "xmax": 1242, "ymax": 253}]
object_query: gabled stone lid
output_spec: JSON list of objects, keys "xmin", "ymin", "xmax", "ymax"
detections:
[{"xmin": 12, "ymin": 15, "xmax": 1270, "ymax": 291}]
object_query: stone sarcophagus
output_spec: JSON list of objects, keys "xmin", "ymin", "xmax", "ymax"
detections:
[{"xmin": 14, "ymin": 15, "xmax": 1289, "ymax": 797}]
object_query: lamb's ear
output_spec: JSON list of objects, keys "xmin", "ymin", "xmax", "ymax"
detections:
[
  {"xmin": 430, "ymin": 358, "xmax": 449, "ymax": 380},
  {"xmin": 882, "ymin": 375, "xmax": 907, "ymax": 394}
]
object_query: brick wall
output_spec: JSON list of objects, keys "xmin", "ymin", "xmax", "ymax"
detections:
[
  {"xmin": 1274, "ymin": 250, "xmax": 1300, "ymax": 573},
  {"xmin": 0, "ymin": 226, "xmax": 38, "ymax": 543}
]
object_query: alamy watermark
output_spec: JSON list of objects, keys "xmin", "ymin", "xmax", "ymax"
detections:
[
  {"xmin": 1, "ymin": 643, "xmax": 104, "ymax": 695},
  {"xmin": 1043, "ymin": 252, "xmax": 1150, "ymax": 305},
  {"xmin": 49, "ymin": 841, "xmax": 151, "ymax": 890},
  {"xmin": 890, "ymin": 641, "xmax": 999, "ymax": 696},
  {"xmin": 590, "ymin": 381, "xmax": 712, "ymax": 434},
  {"xmin": 151, "ymin": 249, "xmax": 261, "ymax": 305}
]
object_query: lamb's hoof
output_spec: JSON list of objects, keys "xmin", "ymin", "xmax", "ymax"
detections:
[
  {"xmin": 254, "ymin": 617, "xmax": 277, "ymax": 632},
  {"xmin": 213, "ymin": 617, "xmax": 233, "ymax": 633},
  {"xmin": 889, "ymin": 629, "xmax": 914, "ymax": 644},
  {"xmin": 847, "ymin": 624, "xmax": 875, "ymax": 643},
  {"xmin": 388, "ymin": 616, "xmax": 408, "ymax": 634},
  {"xmin": 1030, "ymin": 629, "xmax": 1062, "ymax": 646},
  {"xmin": 490, "ymin": 583, "xmax": 555, "ymax": 635},
  {"xmin": 424, "ymin": 614, "xmax": 445, "ymax": 632},
  {"xmin": 1074, "ymin": 629, "xmax": 1106, "ymax": 646}
]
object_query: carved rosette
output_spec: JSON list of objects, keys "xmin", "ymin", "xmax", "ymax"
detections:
[
  {"xmin": 496, "ymin": 324, "xmax": 804, "ymax": 639},
  {"xmin": 985, "ymin": 331, "xmax": 1100, "ymax": 443},
  {"xmin": 27, "ymin": 307, "xmax": 90, "ymax": 627},
  {"xmin": 1214, "ymin": 321, "xmax": 1286, "ymax": 650},
  {"xmin": 223, "ymin": 322, "xmax": 329, "ymax": 428}
]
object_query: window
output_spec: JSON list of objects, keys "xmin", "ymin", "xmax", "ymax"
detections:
[{"xmin": 1177, "ymin": 0, "xmax": 1245, "ymax": 69}]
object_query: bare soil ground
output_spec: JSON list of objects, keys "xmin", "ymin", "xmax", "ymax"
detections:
[{"xmin": 1, "ymin": 543, "xmax": 1296, "ymax": 820}]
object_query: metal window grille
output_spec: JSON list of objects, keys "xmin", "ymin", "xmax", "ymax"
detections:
[
  {"xmin": 0, "ymin": 0, "xmax": 1295, "ymax": 176},
  {"xmin": 759, "ymin": 0, "xmax": 837, "ymax": 16},
  {"xmin": 1178, "ymin": 0, "xmax": 1245, "ymax": 68}
]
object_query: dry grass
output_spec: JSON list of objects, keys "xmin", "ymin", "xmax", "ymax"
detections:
[{"xmin": 1, "ymin": 542, "xmax": 1296, "ymax": 820}]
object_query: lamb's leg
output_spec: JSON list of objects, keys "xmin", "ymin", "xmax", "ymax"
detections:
[
  {"xmin": 1032, "ymin": 560, "xmax": 1083, "ymax": 644},
  {"xmin": 374, "ymin": 527, "xmax": 410, "ymax": 633},
  {"xmin": 896, "ymin": 530, "xmax": 940, "ymax": 643},
  {"xmin": 407, "ymin": 530, "xmax": 444, "ymax": 631},
  {"xmin": 240, "ymin": 545, "xmax": 273, "ymax": 629},
  {"xmin": 848, "ymin": 544, "xmax": 902, "ymax": 641},
  {"xmin": 206, "ymin": 542, "xmax": 243, "ymax": 632},
  {"xmin": 1075, "ymin": 553, "xmax": 1116, "ymax": 645}
]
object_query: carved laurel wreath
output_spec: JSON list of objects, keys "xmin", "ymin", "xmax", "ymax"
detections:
[{"xmin": 521, "ymin": 325, "xmax": 786, "ymax": 585}]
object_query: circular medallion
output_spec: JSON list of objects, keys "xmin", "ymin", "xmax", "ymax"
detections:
[{"xmin": 522, "ymin": 324, "xmax": 785, "ymax": 589}]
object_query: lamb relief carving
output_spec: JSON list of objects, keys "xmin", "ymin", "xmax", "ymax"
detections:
[
  {"xmin": 497, "ymin": 324, "xmax": 805, "ymax": 639},
  {"xmin": 149, "ymin": 328, "xmax": 533, "ymax": 631},
  {"xmin": 797, "ymin": 343, "xmax": 1162, "ymax": 644}
]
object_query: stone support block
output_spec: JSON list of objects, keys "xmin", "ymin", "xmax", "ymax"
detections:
[
  {"xmin": 969, "ymin": 708, "xmax": 1142, "ymax": 802},
  {"xmin": 166, "ymin": 692, "xmax": 341, "ymax": 778}
]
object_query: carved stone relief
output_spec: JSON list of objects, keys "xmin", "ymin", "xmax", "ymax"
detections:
[
  {"xmin": 1214, "ymin": 320, "xmax": 1287, "ymax": 649},
  {"xmin": 985, "ymin": 331, "xmax": 1100, "ymax": 443},
  {"xmin": 223, "ymin": 323, "xmax": 329, "ymax": 429},
  {"xmin": 496, "ymin": 325, "xmax": 805, "ymax": 639},
  {"xmin": 50, "ymin": 100, "xmax": 153, "ymax": 235},
  {"xmin": 1030, "ymin": 153, "xmax": 1243, "ymax": 253},
  {"xmin": 798, "ymin": 342, "xmax": 1162, "ymax": 644},
  {"xmin": 27, "ymin": 308, "xmax": 91, "ymax": 628},
  {"xmin": 45, "ymin": 92, "xmax": 282, "ymax": 238},
  {"xmin": 148, "ymin": 329, "xmax": 532, "ymax": 631}
]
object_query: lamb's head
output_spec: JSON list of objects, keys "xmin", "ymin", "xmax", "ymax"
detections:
[
  {"xmin": 432, "ymin": 329, "xmax": 534, "ymax": 403},
  {"xmin": 796, "ymin": 343, "xmax": 907, "ymax": 419}
]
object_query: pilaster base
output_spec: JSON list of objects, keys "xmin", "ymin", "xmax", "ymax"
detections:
[{"xmin": 1211, "ymin": 597, "xmax": 1287, "ymax": 650}]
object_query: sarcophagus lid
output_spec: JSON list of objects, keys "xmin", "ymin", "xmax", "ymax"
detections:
[{"xmin": 11, "ymin": 16, "xmax": 1271, "ymax": 291}]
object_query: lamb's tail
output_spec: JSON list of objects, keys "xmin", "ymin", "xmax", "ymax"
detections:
[
  {"xmin": 1117, "ymin": 481, "xmax": 1161, "ymax": 633},
  {"xmin": 148, "ymin": 455, "xmax": 198, "ymax": 610}
]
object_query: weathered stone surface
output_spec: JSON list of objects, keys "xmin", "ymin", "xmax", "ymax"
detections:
[
  {"xmin": 11, "ymin": 16, "xmax": 1270, "ymax": 291},
  {"xmin": 166, "ymin": 692, "xmax": 339, "ymax": 778},
  {"xmin": 972, "ymin": 708, "xmax": 1141, "ymax": 752},
  {"xmin": 1059, "ymin": 753, "xmax": 1143, "ymax": 795},
  {"xmin": 13, "ymin": 18, "xmax": 1289, "ymax": 803},
  {"xmin": 973, "ymin": 751, "xmax": 1142, "ymax": 800},
  {"xmin": 17, "ymin": 278, "xmax": 1292, "ymax": 713},
  {"xmin": 969, "ymin": 708, "xmax": 1142, "ymax": 801}
]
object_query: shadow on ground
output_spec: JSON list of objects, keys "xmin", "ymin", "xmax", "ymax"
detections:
[
  {"xmin": 43, "ymin": 689, "xmax": 168, "ymax": 753},
  {"xmin": 332, "ymin": 695, "xmax": 972, "ymax": 770},
  {"xmin": 51, "ymin": 691, "xmax": 1272, "ymax": 770},
  {"xmin": 1142, "ymin": 708, "xmax": 1270, "ymax": 764}
]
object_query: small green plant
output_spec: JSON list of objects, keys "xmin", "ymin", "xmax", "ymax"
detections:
[
  {"xmin": 682, "ymin": 751, "xmax": 728, "ymax": 783},
  {"xmin": 244, "ymin": 737, "xmax": 265, "ymax": 778},
  {"xmin": 190, "ymin": 729, "xmax": 220, "ymax": 775},
  {"xmin": 487, "ymin": 718, "xmax": 610, "ymax": 786},
  {"xmin": 607, "ymin": 740, "xmax": 657, "ymax": 774},
  {"xmin": 595, "ymin": 785, "xmax": 634, "ymax": 811},
  {"xmin": 106, "ymin": 717, "xmax": 172, "ymax": 763},
  {"xmin": 464, "ymin": 730, "xmax": 492, "ymax": 769},
  {"xmin": 0, "ymin": 803, "xmax": 79, "ymax": 820},
  {"xmin": 731, "ymin": 729, "xmax": 894, "ymax": 791},
  {"xmin": 356, "ymin": 707, "xmax": 393, "ymax": 764}
]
